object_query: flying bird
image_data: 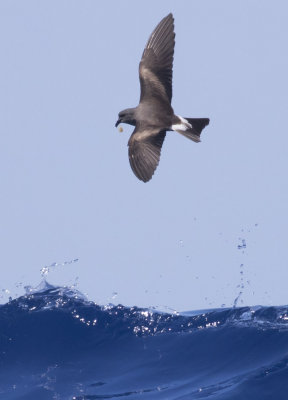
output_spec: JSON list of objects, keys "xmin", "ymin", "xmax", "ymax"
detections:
[{"xmin": 115, "ymin": 13, "xmax": 209, "ymax": 182}]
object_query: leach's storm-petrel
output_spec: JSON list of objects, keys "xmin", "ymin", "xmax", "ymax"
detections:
[{"xmin": 115, "ymin": 13, "xmax": 209, "ymax": 182}]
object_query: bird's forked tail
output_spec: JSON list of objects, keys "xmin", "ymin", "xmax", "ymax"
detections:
[{"xmin": 172, "ymin": 116, "xmax": 210, "ymax": 143}]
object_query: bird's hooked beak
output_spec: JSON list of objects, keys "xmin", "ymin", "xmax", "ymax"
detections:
[{"xmin": 115, "ymin": 118, "xmax": 121, "ymax": 127}]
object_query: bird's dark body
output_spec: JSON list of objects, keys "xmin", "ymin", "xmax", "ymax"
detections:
[
  {"xmin": 116, "ymin": 13, "xmax": 210, "ymax": 182},
  {"xmin": 135, "ymin": 102, "xmax": 173, "ymax": 130}
]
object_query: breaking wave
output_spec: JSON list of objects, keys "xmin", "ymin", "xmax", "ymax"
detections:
[{"xmin": 1, "ymin": 282, "xmax": 288, "ymax": 399}]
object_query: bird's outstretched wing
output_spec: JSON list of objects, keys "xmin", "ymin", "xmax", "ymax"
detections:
[
  {"xmin": 139, "ymin": 13, "xmax": 175, "ymax": 105},
  {"xmin": 128, "ymin": 128, "xmax": 166, "ymax": 182}
]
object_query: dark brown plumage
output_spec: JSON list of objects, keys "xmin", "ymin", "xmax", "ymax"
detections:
[{"xmin": 115, "ymin": 13, "xmax": 210, "ymax": 182}]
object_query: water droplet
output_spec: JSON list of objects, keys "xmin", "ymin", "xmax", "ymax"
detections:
[
  {"xmin": 40, "ymin": 267, "xmax": 49, "ymax": 277},
  {"xmin": 237, "ymin": 239, "xmax": 246, "ymax": 250}
]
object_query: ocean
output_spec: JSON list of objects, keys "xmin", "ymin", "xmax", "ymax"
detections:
[{"xmin": 1, "ymin": 283, "xmax": 288, "ymax": 399}]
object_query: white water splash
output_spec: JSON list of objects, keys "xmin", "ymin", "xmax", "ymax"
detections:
[{"xmin": 40, "ymin": 258, "xmax": 79, "ymax": 278}]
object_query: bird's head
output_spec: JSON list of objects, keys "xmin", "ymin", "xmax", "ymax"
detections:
[{"xmin": 115, "ymin": 108, "xmax": 136, "ymax": 128}]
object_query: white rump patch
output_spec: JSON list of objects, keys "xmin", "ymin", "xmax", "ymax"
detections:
[{"xmin": 171, "ymin": 116, "xmax": 192, "ymax": 132}]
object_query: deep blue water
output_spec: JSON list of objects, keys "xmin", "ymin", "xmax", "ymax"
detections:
[{"xmin": 1, "ymin": 283, "xmax": 288, "ymax": 400}]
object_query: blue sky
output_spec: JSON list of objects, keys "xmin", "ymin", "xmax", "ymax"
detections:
[{"xmin": 0, "ymin": 0, "xmax": 288, "ymax": 310}]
